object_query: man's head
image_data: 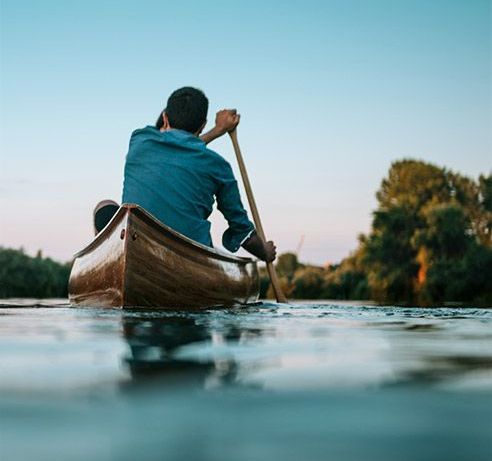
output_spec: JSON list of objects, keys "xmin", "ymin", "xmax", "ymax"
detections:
[{"xmin": 156, "ymin": 87, "xmax": 208, "ymax": 134}]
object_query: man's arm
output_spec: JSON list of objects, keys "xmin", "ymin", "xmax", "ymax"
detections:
[
  {"xmin": 216, "ymin": 163, "xmax": 277, "ymax": 262},
  {"xmin": 209, "ymin": 110, "xmax": 278, "ymax": 262},
  {"xmin": 200, "ymin": 109, "xmax": 240, "ymax": 144}
]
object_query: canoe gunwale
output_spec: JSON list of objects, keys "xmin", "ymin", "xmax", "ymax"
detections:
[{"xmin": 73, "ymin": 204, "xmax": 256, "ymax": 265}]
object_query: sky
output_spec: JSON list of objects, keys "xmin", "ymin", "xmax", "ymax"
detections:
[{"xmin": 1, "ymin": 0, "xmax": 491, "ymax": 265}]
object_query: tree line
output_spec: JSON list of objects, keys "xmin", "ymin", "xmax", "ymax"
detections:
[
  {"xmin": 0, "ymin": 248, "xmax": 71, "ymax": 298},
  {"xmin": 261, "ymin": 159, "xmax": 492, "ymax": 305}
]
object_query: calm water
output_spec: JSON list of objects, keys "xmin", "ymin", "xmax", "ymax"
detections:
[{"xmin": 0, "ymin": 300, "xmax": 491, "ymax": 461}]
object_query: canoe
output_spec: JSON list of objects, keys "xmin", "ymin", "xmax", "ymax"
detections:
[{"xmin": 68, "ymin": 204, "xmax": 260, "ymax": 308}]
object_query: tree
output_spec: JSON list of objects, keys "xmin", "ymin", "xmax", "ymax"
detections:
[
  {"xmin": 292, "ymin": 266, "xmax": 325, "ymax": 299},
  {"xmin": 332, "ymin": 160, "xmax": 492, "ymax": 304},
  {"xmin": 0, "ymin": 247, "xmax": 71, "ymax": 298},
  {"xmin": 264, "ymin": 253, "xmax": 302, "ymax": 299},
  {"xmin": 275, "ymin": 253, "xmax": 302, "ymax": 280},
  {"xmin": 323, "ymin": 245, "xmax": 369, "ymax": 300}
]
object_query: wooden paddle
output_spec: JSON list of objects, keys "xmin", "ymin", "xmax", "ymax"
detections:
[{"xmin": 229, "ymin": 129, "xmax": 288, "ymax": 303}]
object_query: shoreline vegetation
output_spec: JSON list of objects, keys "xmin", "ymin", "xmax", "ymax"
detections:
[
  {"xmin": 1, "ymin": 160, "xmax": 491, "ymax": 306},
  {"xmin": 0, "ymin": 248, "xmax": 71, "ymax": 299},
  {"xmin": 261, "ymin": 159, "xmax": 492, "ymax": 306}
]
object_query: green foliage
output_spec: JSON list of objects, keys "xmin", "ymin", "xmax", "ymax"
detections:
[
  {"xmin": 292, "ymin": 266, "xmax": 325, "ymax": 299},
  {"xmin": 479, "ymin": 174, "xmax": 492, "ymax": 212},
  {"xmin": 363, "ymin": 206, "xmax": 419, "ymax": 302},
  {"xmin": 416, "ymin": 204, "xmax": 470, "ymax": 257},
  {"xmin": 415, "ymin": 204, "xmax": 492, "ymax": 304},
  {"xmin": 376, "ymin": 160, "xmax": 450, "ymax": 213},
  {"xmin": 0, "ymin": 247, "xmax": 71, "ymax": 298},
  {"xmin": 333, "ymin": 160, "xmax": 492, "ymax": 304},
  {"xmin": 275, "ymin": 253, "xmax": 302, "ymax": 280},
  {"xmin": 263, "ymin": 160, "xmax": 491, "ymax": 305},
  {"xmin": 323, "ymin": 250, "xmax": 369, "ymax": 300}
]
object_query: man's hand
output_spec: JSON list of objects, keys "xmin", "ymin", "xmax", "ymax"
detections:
[
  {"xmin": 242, "ymin": 232, "xmax": 277, "ymax": 262},
  {"xmin": 263, "ymin": 240, "xmax": 277, "ymax": 263},
  {"xmin": 200, "ymin": 109, "xmax": 240, "ymax": 145},
  {"xmin": 215, "ymin": 109, "xmax": 240, "ymax": 135}
]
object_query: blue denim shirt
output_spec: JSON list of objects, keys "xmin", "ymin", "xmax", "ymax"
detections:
[{"xmin": 122, "ymin": 126, "xmax": 254, "ymax": 252}]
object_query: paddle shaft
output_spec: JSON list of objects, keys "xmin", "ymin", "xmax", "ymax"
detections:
[{"xmin": 228, "ymin": 130, "xmax": 287, "ymax": 303}]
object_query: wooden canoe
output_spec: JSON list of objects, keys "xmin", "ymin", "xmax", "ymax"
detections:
[{"xmin": 68, "ymin": 204, "xmax": 260, "ymax": 308}]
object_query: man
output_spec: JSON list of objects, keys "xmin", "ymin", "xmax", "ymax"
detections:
[{"xmin": 95, "ymin": 87, "xmax": 276, "ymax": 262}]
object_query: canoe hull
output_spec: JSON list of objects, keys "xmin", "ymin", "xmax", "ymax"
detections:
[{"xmin": 69, "ymin": 205, "xmax": 259, "ymax": 308}]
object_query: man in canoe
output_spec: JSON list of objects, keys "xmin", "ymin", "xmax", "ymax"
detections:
[{"xmin": 95, "ymin": 86, "xmax": 276, "ymax": 262}]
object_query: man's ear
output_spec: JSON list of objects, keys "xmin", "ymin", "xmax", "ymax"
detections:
[
  {"xmin": 196, "ymin": 120, "xmax": 207, "ymax": 136},
  {"xmin": 162, "ymin": 112, "xmax": 171, "ymax": 130}
]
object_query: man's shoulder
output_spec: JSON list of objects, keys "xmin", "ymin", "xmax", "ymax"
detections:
[
  {"xmin": 130, "ymin": 125, "xmax": 156, "ymax": 140},
  {"xmin": 203, "ymin": 146, "xmax": 231, "ymax": 168}
]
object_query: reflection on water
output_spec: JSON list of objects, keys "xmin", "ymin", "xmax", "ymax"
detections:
[
  {"xmin": 123, "ymin": 315, "xmax": 226, "ymax": 387},
  {"xmin": 0, "ymin": 301, "xmax": 491, "ymax": 461},
  {"xmin": 118, "ymin": 305, "xmax": 492, "ymax": 392}
]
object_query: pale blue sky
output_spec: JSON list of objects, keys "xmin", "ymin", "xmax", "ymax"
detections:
[{"xmin": 1, "ymin": 0, "xmax": 491, "ymax": 264}]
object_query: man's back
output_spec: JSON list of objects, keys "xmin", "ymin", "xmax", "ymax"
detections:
[{"xmin": 122, "ymin": 126, "xmax": 254, "ymax": 252}]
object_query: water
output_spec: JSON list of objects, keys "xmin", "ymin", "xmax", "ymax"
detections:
[{"xmin": 1, "ymin": 300, "xmax": 491, "ymax": 461}]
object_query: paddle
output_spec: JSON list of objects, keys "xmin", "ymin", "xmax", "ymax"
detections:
[{"xmin": 229, "ymin": 129, "xmax": 288, "ymax": 303}]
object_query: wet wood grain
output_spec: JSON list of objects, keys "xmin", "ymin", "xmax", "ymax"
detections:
[{"xmin": 69, "ymin": 204, "xmax": 259, "ymax": 308}]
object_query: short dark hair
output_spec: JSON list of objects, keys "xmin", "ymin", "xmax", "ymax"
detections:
[{"xmin": 155, "ymin": 87, "xmax": 208, "ymax": 133}]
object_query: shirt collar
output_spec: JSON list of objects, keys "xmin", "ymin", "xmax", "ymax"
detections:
[{"xmin": 148, "ymin": 126, "xmax": 205, "ymax": 150}]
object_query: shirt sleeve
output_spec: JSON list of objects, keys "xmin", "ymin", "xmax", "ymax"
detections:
[{"xmin": 216, "ymin": 162, "xmax": 255, "ymax": 252}]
